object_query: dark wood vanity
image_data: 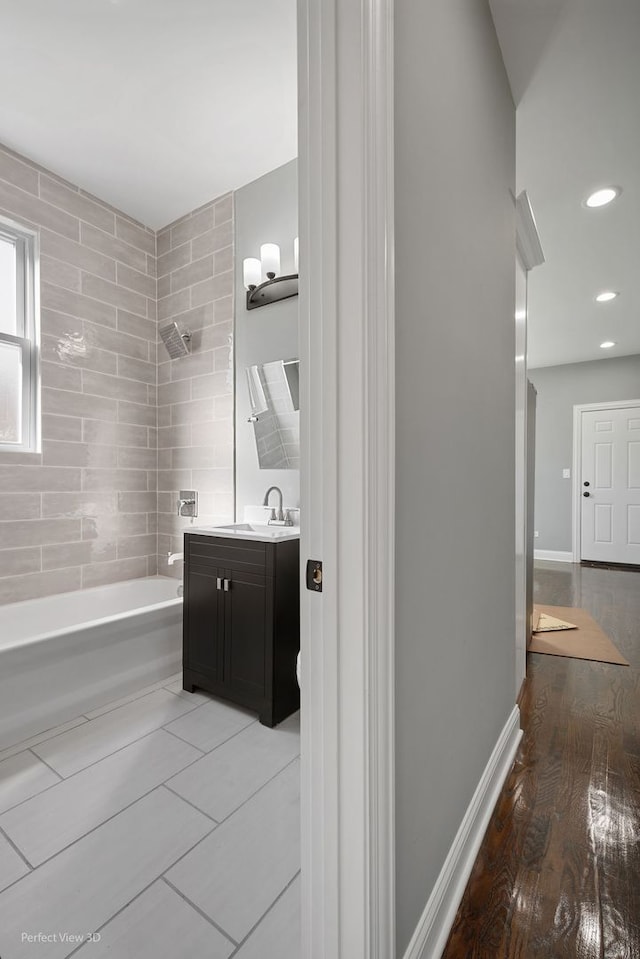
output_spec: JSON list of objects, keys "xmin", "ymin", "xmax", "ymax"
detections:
[{"xmin": 182, "ymin": 531, "xmax": 300, "ymax": 726}]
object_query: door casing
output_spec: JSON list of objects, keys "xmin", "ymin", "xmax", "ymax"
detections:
[{"xmin": 298, "ymin": 0, "xmax": 396, "ymax": 955}]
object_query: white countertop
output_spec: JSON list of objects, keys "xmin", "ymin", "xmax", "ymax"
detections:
[{"xmin": 189, "ymin": 523, "xmax": 300, "ymax": 544}]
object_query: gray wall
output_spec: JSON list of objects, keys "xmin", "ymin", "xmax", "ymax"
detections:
[
  {"xmin": 394, "ymin": 0, "xmax": 516, "ymax": 952},
  {"xmin": 529, "ymin": 355, "xmax": 640, "ymax": 551},
  {"xmin": 234, "ymin": 160, "xmax": 299, "ymax": 519}
]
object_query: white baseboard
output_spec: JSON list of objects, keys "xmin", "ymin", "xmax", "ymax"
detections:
[
  {"xmin": 534, "ymin": 549, "xmax": 574, "ymax": 563},
  {"xmin": 402, "ymin": 706, "xmax": 522, "ymax": 959}
]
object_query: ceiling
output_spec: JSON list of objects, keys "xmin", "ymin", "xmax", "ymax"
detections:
[
  {"xmin": 0, "ymin": 0, "xmax": 297, "ymax": 229},
  {"xmin": 490, "ymin": 0, "xmax": 640, "ymax": 368},
  {"xmin": 0, "ymin": 0, "xmax": 637, "ymax": 366}
]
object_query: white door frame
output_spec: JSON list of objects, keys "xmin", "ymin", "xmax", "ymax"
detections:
[
  {"xmin": 571, "ymin": 398, "xmax": 640, "ymax": 562},
  {"xmin": 298, "ymin": 0, "xmax": 396, "ymax": 957},
  {"xmin": 514, "ymin": 191, "xmax": 544, "ymax": 695}
]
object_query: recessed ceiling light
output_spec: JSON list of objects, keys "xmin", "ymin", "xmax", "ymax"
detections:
[
  {"xmin": 600, "ymin": 341, "xmax": 616, "ymax": 349},
  {"xmin": 595, "ymin": 291, "xmax": 618, "ymax": 302},
  {"xmin": 585, "ymin": 187, "xmax": 620, "ymax": 208}
]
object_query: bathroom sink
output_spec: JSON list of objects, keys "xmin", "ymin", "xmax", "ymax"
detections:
[{"xmin": 192, "ymin": 523, "xmax": 300, "ymax": 543}]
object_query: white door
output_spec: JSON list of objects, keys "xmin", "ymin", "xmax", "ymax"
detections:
[{"xmin": 581, "ymin": 406, "xmax": 640, "ymax": 563}]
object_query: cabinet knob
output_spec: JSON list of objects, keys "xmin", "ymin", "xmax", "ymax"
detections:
[
  {"xmin": 224, "ymin": 579, "xmax": 231, "ymax": 591},
  {"xmin": 216, "ymin": 577, "xmax": 222, "ymax": 590},
  {"xmin": 583, "ymin": 491, "xmax": 590, "ymax": 498}
]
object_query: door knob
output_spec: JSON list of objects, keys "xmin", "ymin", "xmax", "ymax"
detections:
[{"xmin": 583, "ymin": 491, "xmax": 590, "ymax": 497}]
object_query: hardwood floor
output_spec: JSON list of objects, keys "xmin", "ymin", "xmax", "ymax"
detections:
[{"xmin": 442, "ymin": 561, "xmax": 640, "ymax": 959}]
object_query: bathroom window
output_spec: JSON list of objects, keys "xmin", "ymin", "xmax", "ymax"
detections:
[{"xmin": 0, "ymin": 215, "xmax": 40, "ymax": 453}]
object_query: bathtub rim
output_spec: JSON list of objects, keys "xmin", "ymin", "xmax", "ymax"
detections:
[{"xmin": 0, "ymin": 576, "xmax": 182, "ymax": 655}]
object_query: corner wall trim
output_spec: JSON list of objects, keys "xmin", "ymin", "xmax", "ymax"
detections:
[
  {"xmin": 534, "ymin": 549, "xmax": 574, "ymax": 563},
  {"xmin": 402, "ymin": 706, "xmax": 522, "ymax": 959}
]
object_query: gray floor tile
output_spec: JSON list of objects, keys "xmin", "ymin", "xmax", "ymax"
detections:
[
  {"xmin": 74, "ymin": 880, "xmax": 235, "ymax": 959},
  {"xmin": 0, "ymin": 833, "xmax": 29, "ymax": 893},
  {"xmin": 164, "ymin": 698, "xmax": 256, "ymax": 753},
  {"xmin": 0, "ymin": 717, "xmax": 88, "ymax": 764},
  {"xmin": 0, "ymin": 788, "xmax": 214, "ymax": 959},
  {"xmin": 164, "ymin": 678, "xmax": 213, "ymax": 705},
  {"xmin": 167, "ymin": 714, "xmax": 300, "ymax": 821},
  {"xmin": 1, "ymin": 731, "xmax": 203, "ymax": 866},
  {"xmin": 166, "ymin": 760, "xmax": 300, "ymax": 943},
  {"xmin": 32, "ymin": 689, "xmax": 199, "ymax": 778},
  {"xmin": 0, "ymin": 750, "xmax": 61, "ymax": 815},
  {"xmin": 234, "ymin": 877, "xmax": 300, "ymax": 959},
  {"xmin": 83, "ymin": 674, "xmax": 182, "ymax": 719}
]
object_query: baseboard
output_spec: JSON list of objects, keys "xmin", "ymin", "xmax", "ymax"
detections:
[
  {"xmin": 534, "ymin": 549, "xmax": 574, "ymax": 563},
  {"xmin": 402, "ymin": 706, "xmax": 522, "ymax": 959}
]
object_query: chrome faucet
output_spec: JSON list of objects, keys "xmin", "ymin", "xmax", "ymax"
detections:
[{"xmin": 262, "ymin": 486, "xmax": 293, "ymax": 526}]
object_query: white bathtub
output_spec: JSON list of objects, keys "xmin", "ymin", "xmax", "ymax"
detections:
[{"xmin": 0, "ymin": 577, "xmax": 182, "ymax": 751}]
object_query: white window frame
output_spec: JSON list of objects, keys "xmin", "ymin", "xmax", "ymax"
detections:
[{"xmin": 0, "ymin": 214, "xmax": 40, "ymax": 454}]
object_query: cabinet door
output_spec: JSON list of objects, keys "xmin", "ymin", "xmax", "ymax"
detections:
[
  {"xmin": 223, "ymin": 568, "xmax": 273, "ymax": 701},
  {"xmin": 185, "ymin": 566, "xmax": 224, "ymax": 682}
]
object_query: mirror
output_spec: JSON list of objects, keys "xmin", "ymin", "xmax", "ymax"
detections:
[{"xmin": 246, "ymin": 359, "xmax": 300, "ymax": 469}]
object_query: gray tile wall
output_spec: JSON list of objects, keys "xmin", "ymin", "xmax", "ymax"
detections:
[
  {"xmin": 0, "ymin": 145, "xmax": 236, "ymax": 604},
  {"xmin": 156, "ymin": 198, "xmax": 235, "ymax": 578},
  {"xmin": 0, "ymin": 144, "xmax": 158, "ymax": 604}
]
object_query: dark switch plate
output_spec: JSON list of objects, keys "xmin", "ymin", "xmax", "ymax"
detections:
[{"xmin": 306, "ymin": 560, "xmax": 323, "ymax": 592}]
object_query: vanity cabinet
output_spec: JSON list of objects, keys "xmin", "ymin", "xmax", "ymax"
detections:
[{"xmin": 183, "ymin": 532, "xmax": 300, "ymax": 726}]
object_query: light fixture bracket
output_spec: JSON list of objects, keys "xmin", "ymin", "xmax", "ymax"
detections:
[{"xmin": 246, "ymin": 273, "xmax": 299, "ymax": 310}]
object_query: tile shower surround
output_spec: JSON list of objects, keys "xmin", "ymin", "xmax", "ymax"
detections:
[
  {"xmin": 0, "ymin": 143, "xmax": 234, "ymax": 604},
  {"xmin": 156, "ymin": 200, "xmax": 235, "ymax": 579}
]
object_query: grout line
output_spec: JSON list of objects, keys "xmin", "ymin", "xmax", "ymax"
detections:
[
  {"xmin": 162, "ymin": 783, "xmax": 219, "ymax": 824},
  {"xmin": 0, "ymin": 732, "xmax": 168, "ymax": 820},
  {"xmin": 84, "ymin": 677, "xmax": 182, "ymax": 720},
  {"xmin": 28, "ymin": 700, "xmax": 202, "ymax": 781},
  {"xmin": 161, "ymin": 712, "xmax": 258, "ymax": 755},
  {"xmin": 214, "ymin": 754, "xmax": 301, "ymax": 828},
  {"xmin": 162, "ymin": 876, "xmax": 238, "ymax": 946},
  {"xmin": 63, "ymin": 813, "xmax": 217, "ymax": 959},
  {"xmin": 227, "ymin": 870, "xmax": 301, "ymax": 958},
  {"xmin": 25, "ymin": 778, "xmax": 215, "ymax": 871},
  {"xmin": 0, "ymin": 760, "xmax": 71, "ymax": 816},
  {"xmin": 26, "ymin": 747, "xmax": 63, "ymax": 781},
  {"xmin": 0, "ymin": 716, "xmax": 90, "ymax": 765},
  {"xmin": 0, "ymin": 823, "xmax": 34, "ymax": 870},
  {"xmin": 154, "ymin": 807, "xmax": 220, "ymax": 884},
  {"xmin": 161, "ymin": 727, "xmax": 207, "ymax": 754}
]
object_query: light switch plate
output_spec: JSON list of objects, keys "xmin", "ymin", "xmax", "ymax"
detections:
[{"xmin": 562, "ymin": 468, "xmax": 571, "ymax": 479}]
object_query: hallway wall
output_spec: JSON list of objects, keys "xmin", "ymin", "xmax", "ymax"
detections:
[
  {"xmin": 529, "ymin": 354, "xmax": 640, "ymax": 551},
  {"xmin": 394, "ymin": 0, "xmax": 516, "ymax": 951}
]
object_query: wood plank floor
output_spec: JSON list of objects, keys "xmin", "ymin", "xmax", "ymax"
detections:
[{"xmin": 441, "ymin": 561, "xmax": 640, "ymax": 959}]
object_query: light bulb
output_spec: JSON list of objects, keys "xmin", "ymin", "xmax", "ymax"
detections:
[
  {"xmin": 260, "ymin": 243, "xmax": 280, "ymax": 280},
  {"xmin": 243, "ymin": 257, "xmax": 261, "ymax": 290}
]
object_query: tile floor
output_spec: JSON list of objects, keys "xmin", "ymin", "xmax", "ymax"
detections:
[{"xmin": 0, "ymin": 673, "xmax": 301, "ymax": 959}]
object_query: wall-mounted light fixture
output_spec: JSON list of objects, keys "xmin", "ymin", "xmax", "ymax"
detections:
[{"xmin": 243, "ymin": 239, "xmax": 299, "ymax": 310}]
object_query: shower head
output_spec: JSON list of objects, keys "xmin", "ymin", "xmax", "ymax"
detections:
[{"xmin": 159, "ymin": 322, "xmax": 192, "ymax": 359}]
